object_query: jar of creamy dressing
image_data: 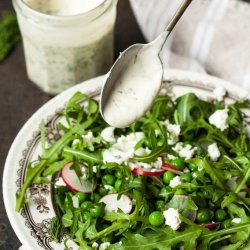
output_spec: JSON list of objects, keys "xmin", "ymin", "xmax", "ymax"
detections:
[{"xmin": 13, "ymin": 0, "xmax": 117, "ymax": 94}]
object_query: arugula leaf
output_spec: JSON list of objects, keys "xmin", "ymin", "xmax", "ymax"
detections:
[
  {"xmin": 134, "ymin": 122, "xmax": 168, "ymax": 162},
  {"xmin": 112, "ymin": 227, "xmax": 202, "ymax": 250},
  {"xmin": 62, "ymin": 208, "xmax": 73, "ymax": 227},
  {"xmin": 74, "ymin": 220, "xmax": 92, "ymax": 250},
  {"xmin": 43, "ymin": 158, "xmax": 69, "ymax": 177},
  {"xmin": 176, "ymin": 93, "xmax": 213, "ymax": 125},
  {"xmin": 195, "ymin": 158, "xmax": 227, "ymax": 191},
  {"xmin": 63, "ymin": 147, "xmax": 102, "ymax": 163}
]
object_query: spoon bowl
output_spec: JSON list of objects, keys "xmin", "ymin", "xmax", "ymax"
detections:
[
  {"xmin": 100, "ymin": 32, "xmax": 169, "ymax": 128},
  {"xmin": 100, "ymin": 0, "xmax": 193, "ymax": 128}
]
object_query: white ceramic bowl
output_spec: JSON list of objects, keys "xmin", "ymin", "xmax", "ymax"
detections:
[{"xmin": 3, "ymin": 70, "xmax": 249, "ymax": 250}]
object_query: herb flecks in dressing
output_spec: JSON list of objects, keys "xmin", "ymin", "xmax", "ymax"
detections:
[{"xmin": 103, "ymin": 31, "xmax": 169, "ymax": 128}]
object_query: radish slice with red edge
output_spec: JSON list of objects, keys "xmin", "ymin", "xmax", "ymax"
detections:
[
  {"xmin": 99, "ymin": 193, "xmax": 132, "ymax": 214},
  {"xmin": 132, "ymin": 167, "xmax": 165, "ymax": 176},
  {"xmin": 162, "ymin": 163, "xmax": 183, "ymax": 174},
  {"xmin": 204, "ymin": 222, "xmax": 219, "ymax": 229},
  {"xmin": 61, "ymin": 162, "xmax": 95, "ymax": 193}
]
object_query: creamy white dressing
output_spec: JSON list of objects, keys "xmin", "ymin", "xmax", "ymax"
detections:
[
  {"xmin": 24, "ymin": 0, "xmax": 105, "ymax": 16},
  {"xmin": 103, "ymin": 31, "xmax": 169, "ymax": 128}
]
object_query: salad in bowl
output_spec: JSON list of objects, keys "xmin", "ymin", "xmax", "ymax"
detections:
[{"xmin": 4, "ymin": 71, "xmax": 250, "ymax": 250}]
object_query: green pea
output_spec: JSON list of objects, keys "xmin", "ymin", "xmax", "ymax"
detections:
[
  {"xmin": 157, "ymin": 140, "xmax": 164, "ymax": 147},
  {"xmin": 188, "ymin": 163, "xmax": 198, "ymax": 171},
  {"xmin": 159, "ymin": 187, "xmax": 168, "ymax": 197},
  {"xmin": 174, "ymin": 189, "xmax": 187, "ymax": 195},
  {"xmin": 115, "ymin": 170, "xmax": 123, "ymax": 179},
  {"xmin": 91, "ymin": 193, "xmax": 101, "ymax": 202},
  {"xmin": 155, "ymin": 200, "xmax": 165, "ymax": 211},
  {"xmin": 170, "ymin": 158, "xmax": 185, "ymax": 170},
  {"xmin": 82, "ymin": 212, "xmax": 91, "ymax": 222},
  {"xmin": 163, "ymin": 171, "xmax": 175, "ymax": 184},
  {"xmin": 75, "ymin": 192, "xmax": 87, "ymax": 203},
  {"xmin": 215, "ymin": 209, "xmax": 227, "ymax": 222},
  {"xmin": 98, "ymin": 187, "xmax": 108, "ymax": 196},
  {"xmin": 196, "ymin": 209, "xmax": 211, "ymax": 223},
  {"xmin": 80, "ymin": 201, "xmax": 92, "ymax": 209},
  {"xmin": 103, "ymin": 174, "xmax": 116, "ymax": 186},
  {"xmin": 89, "ymin": 204, "xmax": 104, "ymax": 218},
  {"xmin": 114, "ymin": 179, "xmax": 122, "ymax": 190},
  {"xmin": 221, "ymin": 219, "xmax": 231, "ymax": 229},
  {"xmin": 181, "ymin": 173, "xmax": 191, "ymax": 183},
  {"xmin": 148, "ymin": 211, "xmax": 164, "ymax": 226}
]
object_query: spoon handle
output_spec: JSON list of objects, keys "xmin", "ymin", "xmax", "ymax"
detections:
[{"xmin": 165, "ymin": 0, "xmax": 193, "ymax": 32}]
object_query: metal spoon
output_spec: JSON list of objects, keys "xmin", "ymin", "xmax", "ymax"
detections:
[{"xmin": 100, "ymin": 0, "xmax": 193, "ymax": 128}]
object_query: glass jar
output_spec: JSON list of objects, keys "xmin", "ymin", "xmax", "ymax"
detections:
[{"xmin": 13, "ymin": 0, "xmax": 117, "ymax": 95}]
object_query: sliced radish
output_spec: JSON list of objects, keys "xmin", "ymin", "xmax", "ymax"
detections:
[
  {"xmin": 204, "ymin": 222, "xmax": 219, "ymax": 229},
  {"xmin": 162, "ymin": 163, "xmax": 183, "ymax": 174},
  {"xmin": 132, "ymin": 167, "xmax": 165, "ymax": 176},
  {"xmin": 99, "ymin": 193, "xmax": 132, "ymax": 214},
  {"xmin": 61, "ymin": 162, "xmax": 95, "ymax": 193}
]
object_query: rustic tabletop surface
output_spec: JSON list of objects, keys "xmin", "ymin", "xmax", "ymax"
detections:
[{"xmin": 0, "ymin": 0, "xmax": 145, "ymax": 249}]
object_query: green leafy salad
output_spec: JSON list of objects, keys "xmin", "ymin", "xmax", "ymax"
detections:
[{"xmin": 16, "ymin": 90, "xmax": 250, "ymax": 250}]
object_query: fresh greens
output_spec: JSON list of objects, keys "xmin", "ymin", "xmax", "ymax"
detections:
[
  {"xmin": 16, "ymin": 90, "xmax": 250, "ymax": 249},
  {"xmin": 0, "ymin": 13, "xmax": 21, "ymax": 62}
]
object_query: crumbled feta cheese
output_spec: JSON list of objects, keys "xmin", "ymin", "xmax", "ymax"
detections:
[
  {"xmin": 183, "ymin": 168, "xmax": 190, "ymax": 173},
  {"xmin": 163, "ymin": 208, "xmax": 181, "ymax": 230},
  {"xmin": 104, "ymin": 185, "xmax": 113, "ymax": 190},
  {"xmin": 92, "ymin": 165, "xmax": 97, "ymax": 173},
  {"xmin": 128, "ymin": 157, "xmax": 162, "ymax": 170},
  {"xmin": 135, "ymin": 147, "xmax": 151, "ymax": 156},
  {"xmin": 167, "ymin": 124, "xmax": 181, "ymax": 145},
  {"xmin": 72, "ymin": 196, "xmax": 79, "ymax": 208},
  {"xmin": 209, "ymin": 108, "xmax": 229, "ymax": 131},
  {"xmin": 80, "ymin": 167, "xmax": 88, "ymax": 181},
  {"xmin": 82, "ymin": 101, "xmax": 89, "ymax": 113},
  {"xmin": 208, "ymin": 143, "xmax": 221, "ymax": 161},
  {"xmin": 82, "ymin": 131, "xmax": 94, "ymax": 141},
  {"xmin": 55, "ymin": 177, "xmax": 66, "ymax": 187},
  {"xmin": 169, "ymin": 176, "xmax": 182, "ymax": 188},
  {"xmin": 213, "ymin": 86, "xmax": 226, "ymax": 102},
  {"xmin": 167, "ymin": 154, "xmax": 177, "ymax": 160},
  {"xmin": 99, "ymin": 242, "xmax": 110, "ymax": 250},
  {"xmin": 92, "ymin": 242, "xmax": 99, "ymax": 248},
  {"xmin": 101, "ymin": 127, "xmax": 116, "ymax": 143},
  {"xmin": 161, "ymin": 120, "xmax": 181, "ymax": 145},
  {"xmin": 72, "ymin": 138, "xmax": 81, "ymax": 147},
  {"xmin": 172, "ymin": 142, "xmax": 197, "ymax": 160},
  {"xmin": 232, "ymin": 218, "xmax": 241, "ymax": 224},
  {"xmin": 103, "ymin": 132, "xmax": 145, "ymax": 164}
]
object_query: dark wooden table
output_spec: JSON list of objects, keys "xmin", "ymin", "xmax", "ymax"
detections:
[{"xmin": 0, "ymin": 1, "xmax": 145, "ymax": 249}]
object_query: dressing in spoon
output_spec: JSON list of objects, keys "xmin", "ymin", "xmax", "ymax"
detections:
[{"xmin": 100, "ymin": 0, "xmax": 193, "ymax": 128}]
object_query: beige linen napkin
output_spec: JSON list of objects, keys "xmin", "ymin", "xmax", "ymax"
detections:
[{"xmin": 129, "ymin": 0, "xmax": 250, "ymax": 92}]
